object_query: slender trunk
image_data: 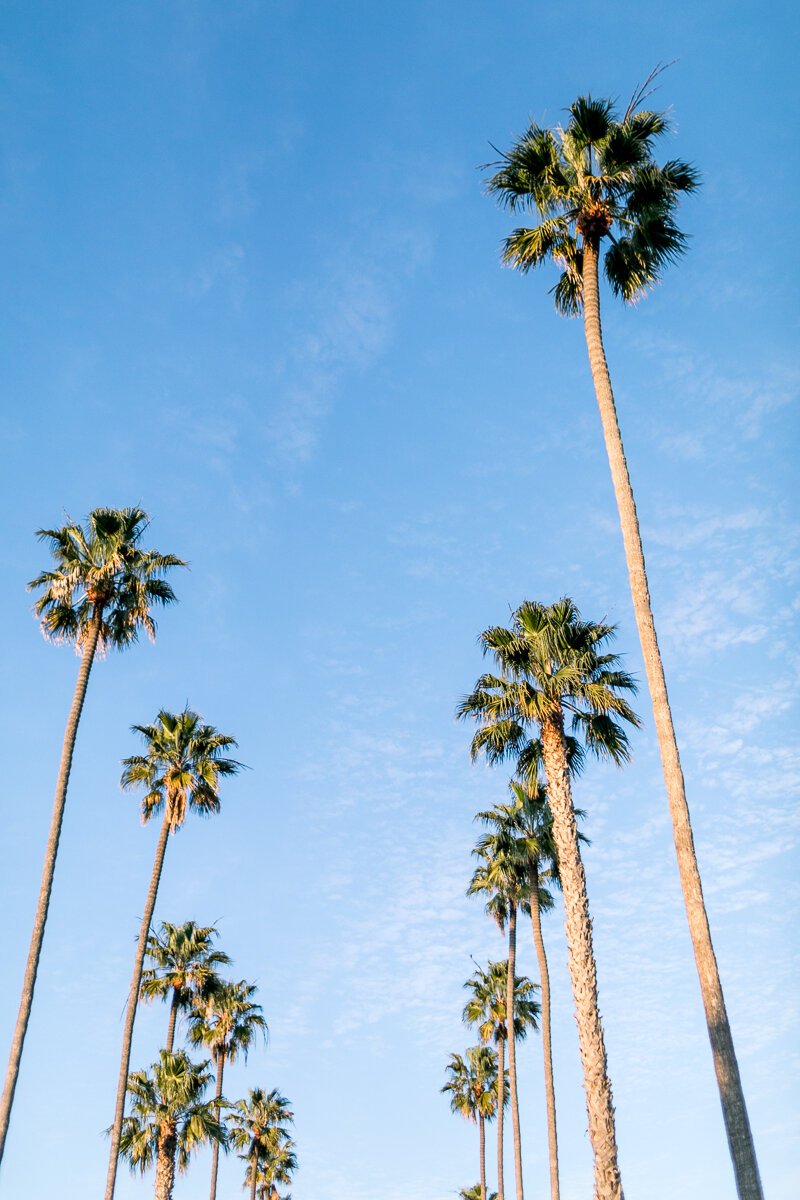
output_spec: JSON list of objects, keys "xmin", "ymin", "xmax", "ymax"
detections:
[
  {"xmin": 541, "ymin": 712, "xmax": 622, "ymax": 1200},
  {"xmin": 166, "ymin": 988, "xmax": 180, "ymax": 1054},
  {"xmin": 496, "ymin": 1035, "xmax": 505, "ymax": 1200},
  {"xmin": 209, "ymin": 1049, "xmax": 225, "ymax": 1200},
  {"xmin": 0, "ymin": 613, "xmax": 102, "ymax": 1163},
  {"xmin": 530, "ymin": 867, "xmax": 560, "ymax": 1200},
  {"xmin": 249, "ymin": 1152, "xmax": 258, "ymax": 1200},
  {"xmin": 581, "ymin": 240, "xmax": 762, "ymax": 1200},
  {"xmin": 105, "ymin": 811, "xmax": 172, "ymax": 1200},
  {"xmin": 506, "ymin": 904, "xmax": 524, "ymax": 1200},
  {"xmin": 155, "ymin": 1127, "xmax": 177, "ymax": 1200},
  {"xmin": 479, "ymin": 1111, "xmax": 486, "ymax": 1200}
]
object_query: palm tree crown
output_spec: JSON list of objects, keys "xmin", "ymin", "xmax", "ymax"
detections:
[
  {"xmin": 442, "ymin": 1047, "xmax": 500, "ymax": 1125},
  {"xmin": 122, "ymin": 708, "xmax": 241, "ymax": 832},
  {"xmin": 29, "ymin": 506, "xmax": 185, "ymax": 650},
  {"xmin": 140, "ymin": 921, "xmax": 231, "ymax": 1049},
  {"xmin": 464, "ymin": 961, "xmax": 539, "ymax": 1047},
  {"xmin": 189, "ymin": 978, "xmax": 268, "ymax": 1066},
  {"xmin": 229, "ymin": 1088, "xmax": 296, "ymax": 1199},
  {"xmin": 485, "ymin": 81, "xmax": 699, "ymax": 313},
  {"xmin": 119, "ymin": 1050, "xmax": 225, "ymax": 1175}
]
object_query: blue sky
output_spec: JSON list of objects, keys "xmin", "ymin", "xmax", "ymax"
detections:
[{"xmin": 1, "ymin": 1, "xmax": 798, "ymax": 1197}]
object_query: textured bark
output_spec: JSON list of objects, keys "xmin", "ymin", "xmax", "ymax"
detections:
[
  {"xmin": 479, "ymin": 1112, "xmax": 487, "ymax": 1200},
  {"xmin": 506, "ymin": 905, "xmax": 524, "ymax": 1200},
  {"xmin": 166, "ymin": 988, "xmax": 180, "ymax": 1054},
  {"xmin": 0, "ymin": 613, "xmax": 102, "ymax": 1162},
  {"xmin": 541, "ymin": 713, "xmax": 622, "ymax": 1200},
  {"xmin": 155, "ymin": 1128, "xmax": 177, "ymax": 1200},
  {"xmin": 496, "ymin": 1035, "xmax": 505, "ymax": 1200},
  {"xmin": 581, "ymin": 240, "xmax": 763, "ymax": 1200},
  {"xmin": 209, "ymin": 1049, "xmax": 225, "ymax": 1200},
  {"xmin": 250, "ymin": 1158, "xmax": 258, "ymax": 1200},
  {"xmin": 530, "ymin": 868, "xmax": 560, "ymax": 1200},
  {"xmin": 105, "ymin": 811, "xmax": 172, "ymax": 1200}
]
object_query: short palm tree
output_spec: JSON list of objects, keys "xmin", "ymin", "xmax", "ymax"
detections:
[
  {"xmin": 486, "ymin": 87, "xmax": 762, "ymax": 1200},
  {"xmin": 482, "ymin": 782, "xmax": 562, "ymax": 1200},
  {"xmin": 0, "ymin": 508, "xmax": 183, "ymax": 1162},
  {"xmin": 119, "ymin": 1049, "xmax": 225, "ymax": 1200},
  {"xmin": 189, "ymin": 978, "xmax": 269, "ymax": 1200},
  {"xmin": 463, "ymin": 960, "xmax": 538, "ymax": 1200},
  {"xmin": 442, "ymin": 1047, "xmax": 500, "ymax": 1200},
  {"xmin": 105, "ymin": 710, "xmax": 241, "ymax": 1200},
  {"xmin": 140, "ymin": 921, "xmax": 231, "ymax": 1053},
  {"xmin": 459, "ymin": 598, "xmax": 638, "ymax": 1200},
  {"xmin": 468, "ymin": 827, "xmax": 535, "ymax": 1200},
  {"xmin": 461, "ymin": 1187, "xmax": 499, "ymax": 1200},
  {"xmin": 229, "ymin": 1087, "xmax": 295, "ymax": 1200}
]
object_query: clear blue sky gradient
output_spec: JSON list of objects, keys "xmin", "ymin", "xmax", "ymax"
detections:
[{"xmin": 1, "ymin": 2, "xmax": 798, "ymax": 1198}]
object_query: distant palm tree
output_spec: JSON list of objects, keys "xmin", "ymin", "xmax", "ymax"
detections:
[
  {"xmin": 119, "ymin": 1049, "xmax": 225, "ymax": 1200},
  {"xmin": 229, "ymin": 1087, "xmax": 295, "ymax": 1200},
  {"xmin": 461, "ymin": 1187, "xmax": 498, "ymax": 1200},
  {"xmin": 483, "ymin": 781, "xmax": 563, "ymax": 1200},
  {"xmin": 463, "ymin": 960, "xmax": 538, "ymax": 1200},
  {"xmin": 485, "ymin": 87, "xmax": 762, "ymax": 1200},
  {"xmin": 189, "ymin": 979, "xmax": 268, "ymax": 1200},
  {"xmin": 0, "ymin": 507, "xmax": 183, "ymax": 1164},
  {"xmin": 140, "ymin": 921, "xmax": 231, "ymax": 1052},
  {"xmin": 459, "ymin": 598, "xmax": 638, "ymax": 1200},
  {"xmin": 105, "ymin": 710, "xmax": 241, "ymax": 1200},
  {"xmin": 469, "ymin": 825, "xmax": 536, "ymax": 1200},
  {"xmin": 442, "ymin": 1047, "xmax": 499, "ymax": 1200}
]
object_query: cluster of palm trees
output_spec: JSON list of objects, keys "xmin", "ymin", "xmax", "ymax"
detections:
[
  {"xmin": 119, "ymin": 919, "xmax": 295, "ymax": 1200},
  {"xmin": 441, "ymin": 78, "xmax": 762, "ymax": 1200},
  {"xmin": 0, "ymin": 508, "xmax": 296, "ymax": 1199}
]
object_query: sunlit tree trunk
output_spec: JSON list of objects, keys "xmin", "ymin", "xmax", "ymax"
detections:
[
  {"xmin": 155, "ymin": 1127, "xmax": 177, "ymax": 1200},
  {"xmin": 506, "ymin": 904, "xmax": 524, "ymax": 1200},
  {"xmin": 530, "ymin": 867, "xmax": 560, "ymax": 1200},
  {"xmin": 582, "ymin": 239, "xmax": 762, "ymax": 1200},
  {"xmin": 166, "ymin": 988, "xmax": 181, "ymax": 1054},
  {"xmin": 209, "ymin": 1048, "xmax": 225, "ymax": 1200},
  {"xmin": 479, "ymin": 1111, "xmax": 487, "ymax": 1200},
  {"xmin": 0, "ymin": 612, "xmax": 102, "ymax": 1162},
  {"xmin": 105, "ymin": 810, "xmax": 172, "ymax": 1199},
  {"xmin": 496, "ymin": 1035, "xmax": 505, "ymax": 1200},
  {"xmin": 541, "ymin": 710, "xmax": 622, "ymax": 1200}
]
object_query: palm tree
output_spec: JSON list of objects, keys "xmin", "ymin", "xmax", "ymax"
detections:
[
  {"xmin": 459, "ymin": 598, "xmax": 638, "ymax": 1200},
  {"xmin": 0, "ymin": 507, "xmax": 184, "ymax": 1163},
  {"xmin": 506, "ymin": 777, "xmax": 563, "ymax": 1200},
  {"xmin": 189, "ymin": 978, "xmax": 268, "ymax": 1200},
  {"xmin": 442, "ymin": 1047, "xmax": 500, "ymax": 1200},
  {"xmin": 463, "ymin": 960, "xmax": 538, "ymax": 1200},
  {"xmin": 119, "ymin": 1049, "xmax": 225, "ymax": 1200},
  {"xmin": 249, "ymin": 1141, "xmax": 298, "ymax": 1200},
  {"xmin": 486, "ymin": 85, "xmax": 762, "ymax": 1200},
  {"xmin": 105, "ymin": 710, "xmax": 241, "ymax": 1200},
  {"xmin": 229, "ymin": 1088, "xmax": 295, "ymax": 1200},
  {"xmin": 461, "ymin": 1187, "xmax": 499, "ymax": 1200},
  {"xmin": 140, "ymin": 921, "xmax": 231, "ymax": 1053},
  {"xmin": 468, "ymin": 828, "xmax": 535, "ymax": 1200}
]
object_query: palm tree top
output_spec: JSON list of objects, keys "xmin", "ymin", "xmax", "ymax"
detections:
[
  {"xmin": 458, "ymin": 597, "xmax": 640, "ymax": 769},
  {"xmin": 140, "ymin": 920, "xmax": 231, "ymax": 1005},
  {"xmin": 189, "ymin": 978, "xmax": 268, "ymax": 1062},
  {"xmin": 463, "ymin": 959, "xmax": 540, "ymax": 1043},
  {"xmin": 121, "ymin": 707, "xmax": 241, "ymax": 829},
  {"xmin": 442, "ymin": 1046, "xmax": 500, "ymax": 1124},
  {"xmin": 28, "ymin": 506, "xmax": 185, "ymax": 651},
  {"xmin": 485, "ymin": 75, "xmax": 699, "ymax": 312}
]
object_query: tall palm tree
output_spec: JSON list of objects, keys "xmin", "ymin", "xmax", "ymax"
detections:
[
  {"xmin": 442, "ymin": 1047, "xmax": 500, "ymax": 1200},
  {"xmin": 105, "ymin": 710, "xmax": 241, "ymax": 1200},
  {"xmin": 459, "ymin": 598, "xmax": 638, "ymax": 1200},
  {"xmin": 140, "ymin": 921, "xmax": 231, "ymax": 1053},
  {"xmin": 487, "ymin": 781, "xmax": 563, "ymax": 1200},
  {"xmin": 229, "ymin": 1088, "xmax": 295, "ymax": 1200},
  {"xmin": 119, "ymin": 1049, "xmax": 225, "ymax": 1200},
  {"xmin": 463, "ymin": 960, "xmax": 538, "ymax": 1200},
  {"xmin": 189, "ymin": 978, "xmax": 268, "ymax": 1200},
  {"xmin": 468, "ymin": 827, "xmax": 536, "ymax": 1200},
  {"xmin": 486, "ymin": 86, "xmax": 762, "ymax": 1200},
  {"xmin": 0, "ymin": 507, "xmax": 184, "ymax": 1163}
]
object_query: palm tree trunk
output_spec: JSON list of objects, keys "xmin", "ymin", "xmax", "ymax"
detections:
[
  {"xmin": 530, "ymin": 867, "xmax": 560, "ymax": 1200},
  {"xmin": 479, "ymin": 1111, "xmax": 487, "ymax": 1200},
  {"xmin": 496, "ymin": 1035, "xmax": 505, "ymax": 1200},
  {"xmin": 155, "ymin": 1128, "xmax": 178, "ymax": 1200},
  {"xmin": 209, "ymin": 1049, "xmax": 225, "ymax": 1200},
  {"xmin": 506, "ymin": 904, "xmax": 524, "ymax": 1200},
  {"xmin": 166, "ymin": 987, "xmax": 180, "ymax": 1054},
  {"xmin": 541, "ymin": 711, "xmax": 622, "ymax": 1200},
  {"xmin": 250, "ymin": 1152, "xmax": 258, "ymax": 1200},
  {"xmin": 581, "ymin": 240, "xmax": 762, "ymax": 1200},
  {"xmin": 105, "ymin": 810, "xmax": 172, "ymax": 1200},
  {"xmin": 0, "ymin": 612, "xmax": 102, "ymax": 1163}
]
